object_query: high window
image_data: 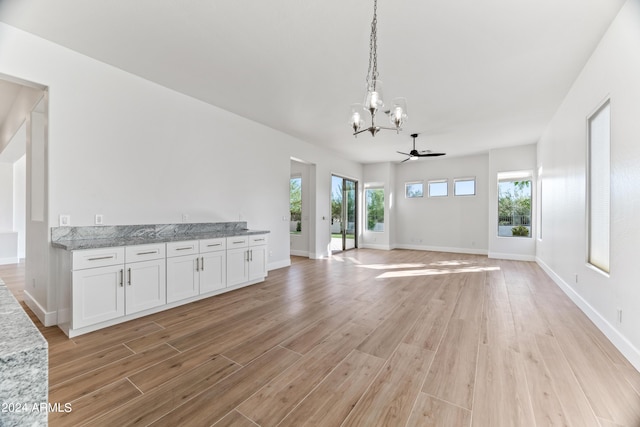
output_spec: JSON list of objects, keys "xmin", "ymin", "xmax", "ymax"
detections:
[
  {"xmin": 405, "ymin": 182, "xmax": 423, "ymax": 198},
  {"xmin": 454, "ymin": 177, "xmax": 476, "ymax": 196},
  {"xmin": 588, "ymin": 101, "xmax": 610, "ymax": 273},
  {"xmin": 366, "ymin": 188, "xmax": 385, "ymax": 232},
  {"xmin": 428, "ymin": 180, "xmax": 448, "ymax": 197}
]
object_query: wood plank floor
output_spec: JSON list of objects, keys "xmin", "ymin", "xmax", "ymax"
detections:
[{"xmin": 2, "ymin": 249, "xmax": 640, "ymax": 426}]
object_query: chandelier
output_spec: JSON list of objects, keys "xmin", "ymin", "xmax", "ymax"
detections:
[{"xmin": 350, "ymin": 0, "xmax": 407, "ymax": 137}]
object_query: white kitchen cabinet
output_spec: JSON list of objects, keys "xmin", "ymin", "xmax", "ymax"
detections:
[
  {"xmin": 226, "ymin": 235, "xmax": 269, "ymax": 287},
  {"xmin": 71, "ymin": 244, "xmax": 166, "ymax": 329},
  {"xmin": 72, "ymin": 263, "xmax": 124, "ymax": 329},
  {"xmin": 199, "ymin": 238, "xmax": 226, "ymax": 294},
  {"xmin": 56, "ymin": 230, "xmax": 268, "ymax": 337},
  {"xmin": 166, "ymin": 238, "xmax": 227, "ymax": 302},
  {"xmin": 166, "ymin": 241, "xmax": 200, "ymax": 303}
]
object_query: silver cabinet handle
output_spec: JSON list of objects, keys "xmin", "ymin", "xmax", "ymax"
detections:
[
  {"xmin": 196, "ymin": 257, "xmax": 199, "ymax": 272},
  {"xmin": 254, "ymin": 238, "xmax": 265, "ymax": 242},
  {"xmin": 207, "ymin": 243, "xmax": 222, "ymax": 247},
  {"xmin": 233, "ymin": 240, "xmax": 245, "ymax": 244},
  {"xmin": 201, "ymin": 257, "xmax": 204, "ymax": 271},
  {"xmin": 246, "ymin": 250, "xmax": 250, "ymax": 262},
  {"xmin": 88, "ymin": 255, "xmax": 114, "ymax": 261},
  {"xmin": 127, "ymin": 268, "xmax": 132, "ymax": 286},
  {"xmin": 176, "ymin": 246, "xmax": 193, "ymax": 251},
  {"xmin": 137, "ymin": 250, "xmax": 158, "ymax": 255},
  {"xmin": 119, "ymin": 269, "xmax": 124, "ymax": 287},
  {"xmin": 250, "ymin": 249, "xmax": 253, "ymax": 261}
]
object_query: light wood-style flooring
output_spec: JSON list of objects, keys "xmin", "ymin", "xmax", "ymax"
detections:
[{"xmin": 2, "ymin": 249, "xmax": 640, "ymax": 426}]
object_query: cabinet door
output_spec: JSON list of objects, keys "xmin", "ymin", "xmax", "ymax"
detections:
[
  {"xmin": 166, "ymin": 254, "xmax": 199, "ymax": 303},
  {"xmin": 125, "ymin": 258, "xmax": 166, "ymax": 314},
  {"xmin": 200, "ymin": 251, "xmax": 226, "ymax": 294},
  {"xmin": 248, "ymin": 245, "xmax": 268, "ymax": 281},
  {"xmin": 226, "ymin": 247, "xmax": 249, "ymax": 287},
  {"xmin": 72, "ymin": 264, "xmax": 125, "ymax": 329}
]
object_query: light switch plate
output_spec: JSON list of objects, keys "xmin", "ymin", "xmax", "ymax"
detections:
[{"xmin": 95, "ymin": 214, "xmax": 104, "ymax": 225}]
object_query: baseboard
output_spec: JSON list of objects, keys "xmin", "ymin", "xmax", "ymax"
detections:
[
  {"xmin": 488, "ymin": 252, "xmax": 536, "ymax": 261},
  {"xmin": 0, "ymin": 257, "xmax": 19, "ymax": 265},
  {"xmin": 23, "ymin": 290, "xmax": 57, "ymax": 327},
  {"xmin": 268, "ymin": 259, "xmax": 291, "ymax": 271},
  {"xmin": 359, "ymin": 243, "xmax": 393, "ymax": 250},
  {"xmin": 394, "ymin": 243, "xmax": 488, "ymax": 256},
  {"xmin": 289, "ymin": 249, "xmax": 309, "ymax": 257},
  {"xmin": 536, "ymin": 257, "xmax": 640, "ymax": 372}
]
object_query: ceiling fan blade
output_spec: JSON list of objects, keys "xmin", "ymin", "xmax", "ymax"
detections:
[
  {"xmin": 401, "ymin": 157, "xmax": 411, "ymax": 163},
  {"xmin": 416, "ymin": 152, "xmax": 446, "ymax": 157},
  {"xmin": 396, "ymin": 151, "xmax": 411, "ymax": 156}
]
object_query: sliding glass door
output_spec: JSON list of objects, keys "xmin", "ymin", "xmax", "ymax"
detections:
[{"xmin": 331, "ymin": 175, "xmax": 358, "ymax": 252}]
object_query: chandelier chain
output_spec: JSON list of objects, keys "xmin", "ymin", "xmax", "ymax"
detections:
[{"xmin": 366, "ymin": 0, "xmax": 379, "ymax": 88}]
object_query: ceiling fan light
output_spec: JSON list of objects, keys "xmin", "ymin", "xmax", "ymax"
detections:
[
  {"xmin": 390, "ymin": 97, "xmax": 407, "ymax": 129},
  {"xmin": 409, "ymin": 155, "xmax": 418, "ymax": 160}
]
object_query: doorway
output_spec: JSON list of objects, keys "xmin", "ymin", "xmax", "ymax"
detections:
[{"xmin": 331, "ymin": 175, "xmax": 358, "ymax": 252}]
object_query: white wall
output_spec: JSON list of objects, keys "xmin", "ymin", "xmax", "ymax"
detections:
[
  {"xmin": 488, "ymin": 144, "xmax": 537, "ymax": 261},
  {"xmin": 14, "ymin": 154, "xmax": 26, "ymax": 258},
  {"xmin": 0, "ymin": 162, "xmax": 13, "ymax": 231},
  {"xmin": 394, "ymin": 153, "xmax": 489, "ymax": 254},
  {"xmin": 0, "ymin": 22, "xmax": 362, "ymax": 322},
  {"xmin": 537, "ymin": 0, "xmax": 640, "ymax": 370}
]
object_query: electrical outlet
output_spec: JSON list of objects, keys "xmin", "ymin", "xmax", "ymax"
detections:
[
  {"xmin": 95, "ymin": 214, "xmax": 104, "ymax": 225},
  {"xmin": 617, "ymin": 308, "xmax": 623, "ymax": 324},
  {"xmin": 182, "ymin": 213, "xmax": 189, "ymax": 223},
  {"xmin": 575, "ymin": 273, "xmax": 579, "ymax": 283},
  {"xmin": 59, "ymin": 215, "xmax": 70, "ymax": 226}
]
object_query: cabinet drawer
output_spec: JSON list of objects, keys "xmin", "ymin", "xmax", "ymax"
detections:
[
  {"xmin": 200, "ymin": 238, "xmax": 226, "ymax": 253},
  {"xmin": 227, "ymin": 236, "xmax": 249, "ymax": 248},
  {"xmin": 125, "ymin": 243, "xmax": 165, "ymax": 263},
  {"xmin": 166, "ymin": 241, "xmax": 199, "ymax": 257},
  {"xmin": 249, "ymin": 234, "xmax": 269, "ymax": 246},
  {"xmin": 73, "ymin": 247, "xmax": 125, "ymax": 270}
]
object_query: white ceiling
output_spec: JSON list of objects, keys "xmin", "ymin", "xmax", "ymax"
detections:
[{"xmin": 0, "ymin": 0, "xmax": 626, "ymax": 163}]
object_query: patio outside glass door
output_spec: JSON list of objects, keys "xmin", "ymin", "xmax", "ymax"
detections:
[{"xmin": 331, "ymin": 175, "xmax": 358, "ymax": 252}]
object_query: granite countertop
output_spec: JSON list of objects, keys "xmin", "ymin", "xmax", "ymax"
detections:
[
  {"xmin": 0, "ymin": 279, "xmax": 48, "ymax": 426},
  {"xmin": 52, "ymin": 229, "xmax": 270, "ymax": 251},
  {"xmin": 51, "ymin": 222, "xmax": 269, "ymax": 251}
]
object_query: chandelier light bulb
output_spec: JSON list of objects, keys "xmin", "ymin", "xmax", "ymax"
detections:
[
  {"xmin": 390, "ymin": 97, "xmax": 408, "ymax": 129},
  {"xmin": 350, "ymin": 103, "xmax": 364, "ymax": 133}
]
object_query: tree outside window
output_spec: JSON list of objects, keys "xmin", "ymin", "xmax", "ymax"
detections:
[
  {"xmin": 290, "ymin": 177, "xmax": 302, "ymax": 233},
  {"xmin": 498, "ymin": 179, "xmax": 531, "ymax": 237},
  {"xmin": 366, "ymin": 188, "xmax": 384, "ymax": 232}
]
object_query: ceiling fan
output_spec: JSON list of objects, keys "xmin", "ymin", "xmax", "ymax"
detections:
[{"xmin": 397, "ymin": 133, "xmax": 446, "ymax": 163}]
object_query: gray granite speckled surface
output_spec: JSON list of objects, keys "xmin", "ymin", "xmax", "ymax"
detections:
[
  {"xmin": 51, "ymin": 222, "xmax": 269, "ymax": 251},
  {"xmin": 0, "ymin": 279, "xmax": 48, "ymax": 426}
]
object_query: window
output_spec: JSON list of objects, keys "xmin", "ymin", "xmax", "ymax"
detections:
[
  {"xmin": 366, "ymin": 188, "xmax": 384, "ymax": 232},
  {"xmin": 588, "ymin": 101, "xmax": 610, "ymax": 273},
  {"xmin": 428, "ymin": 180, "xmax": 448, "ymax": 197},
  {"xmin": 498, "ymin": 175, "xmax": 532, "ymax": 238},
  {"xmin": 454, "ymin": 178, "xmax": 476, "ymax": 196},
  {"xmin": 290, "ymin": 176, "xmax": 302, "ymax": 234},
  {"xmin": 405, "ymin": 182, "xmax": 423, "ymax": 198}
]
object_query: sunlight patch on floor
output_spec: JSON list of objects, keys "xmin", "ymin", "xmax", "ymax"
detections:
[{"xmin": 376, "ymin": 266, "xmax": 500, "ymax": 279}]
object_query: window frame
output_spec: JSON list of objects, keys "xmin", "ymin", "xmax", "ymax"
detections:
[
  {"xmin": 586, "ymin": 99, "xmax": 611, "ymax": 275},
  {"xmin": 405, "ymin": 181, "xmax": 424, "ymax": 198},
  {"xmin": 453, "ymin": 177, "xmax": 476, "ymax": 197},
  {"xmin": 365, "ymin": 187, "xmax": 385, "ymax": 232},
  {"xmin": 497, "ymin": 173, "xmax": 533, "ymax": 239},
  {"xmin": 428, "ymin": 179, "xmax": 448, "ymax": 198}
]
